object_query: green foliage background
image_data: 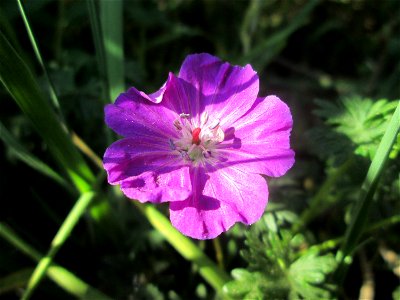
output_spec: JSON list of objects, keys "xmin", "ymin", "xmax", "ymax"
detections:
[{"xmin": 0, "ymin": 0, "xmax": 399, "ymax": 299}]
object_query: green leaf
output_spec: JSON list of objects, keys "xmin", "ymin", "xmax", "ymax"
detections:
[
  {"xmin": 288, "ymin": 251, "xmax": 337, "ymax": 299},
  {"xmin": 223, "ymin": 269, "xmax": 267, "ymax": 300},
  {"xmin": 314, "ymin": 97, "xmax": 399, "ymax": 160}
]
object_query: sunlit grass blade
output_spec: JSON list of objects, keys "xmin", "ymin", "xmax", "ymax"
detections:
[
  {"xmin": 21, "ymin": 191, "xmax": 96, "ymax": 300},
  {"xmin": 135, "ymin": 203, "xmax": 231, "ymax": 292},
  {"xmin": 16, "ymin": 0, "xmax": 63, "ymax": 120},
  {"xmin": 99, "ymin": 0, "xmax": 124, "ymax": 102},
  {"xmin": 336, "ymin": 101, "xmax": 400, "ymax": 276},
  {"xmin": 0, "ymin": 30, "xmax": 95, "ymax": 193},
  {"xmin": 0, "ymin": 121, "xmax": 72, "ymax": 191},
  {"xmin": 0, "ymin": 223, "xmax": 112, "ymax": 299}
]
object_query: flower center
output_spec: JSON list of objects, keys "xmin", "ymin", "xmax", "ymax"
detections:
[{"xmin": 169, "ymin": 112, "xmax": 225, "ymax": 164}]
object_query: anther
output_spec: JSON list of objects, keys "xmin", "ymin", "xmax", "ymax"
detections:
[
  {"xmin": 173, "ymin": 119, "xmax": 182, "ymax": 130},
  {"xmin": 179, "ymin": 113, "xmax": 190, "ymax": 119}
]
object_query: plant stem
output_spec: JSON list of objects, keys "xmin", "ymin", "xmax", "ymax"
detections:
[
  {"xmin": 21, "ymin": 191, "xmax": 96, "ymax": 300},
  {"xmin": 134, "ymin": 202, "xmax": 231, "ymax": 292},
  {"xmin": 0, "ymin": 223, "xmax": 111, "ymax": 299}
]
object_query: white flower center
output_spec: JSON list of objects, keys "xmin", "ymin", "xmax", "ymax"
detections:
[{"xmin": 169, "ymin": 111, "xmax": 225, "ymax": 165}]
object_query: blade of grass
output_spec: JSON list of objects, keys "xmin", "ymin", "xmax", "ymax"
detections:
[
  {"xmin": 86, "ymin": 0, "xmax": 113, "ymax": 146},
  {"xmin": 0, "ymin": 121, "xmax": 72, "ymax": 192},
  {"xmin": 16, "ymin": 0, "xmax": 64, "ymax": 121},
  {"xmin": 336, "ymin": 101, "xmax": 400, "ymax": 277},
  {"xmin": 0, "ymin": 30, "xmax": 95, "ymax": 193},
  {"xmin": 99, "ymin": 0, "xmax": 124, "ymax": 102},
  {"xmin": 21, "ymin": 191, "xmax": 96, "ymax": 300},
  {"xmin": 240, "ymin": 0, "xmax": 320, "ymax": 70},
  {"xmin": 0, "ymin": 223, "xmax": 112, "ymax": 299},
  {"xmin": 308, "ymin": 214, "xmax": 400, "ymax": 254},
  {"xmin": 86, "ymin": 0, "xmax": 107, "ymax": 90},
  {"xmin": 17, "ymin": 0, "xmax": 105, "ymax": 165},
  {"xmin": 135, "ymin": 203, "xmax": 231, "ymax": 292}
]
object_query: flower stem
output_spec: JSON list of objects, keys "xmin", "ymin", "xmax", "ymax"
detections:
[
  {"xmin": 134, "ymin": 202, "xmax": 231, "ymax": 292},
  {"xmin": 212, "ymin": 237, "xmax": 225, "ymax": 270}
]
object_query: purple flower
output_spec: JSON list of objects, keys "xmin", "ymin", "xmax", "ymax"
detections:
[{"xmin": 103, "ymin": 53, "xmax": 294, "ymax": 239}]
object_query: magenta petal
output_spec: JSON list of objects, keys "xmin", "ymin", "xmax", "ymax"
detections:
[
  {"xmin": 120, "ymin": 166, "xmax": 191, "ymax": 203},
  {"xmin": 103, "ymin": 138, "xmax": 171, "ymax": 184},
  {"xmin": 105, "ymin": 79, "xmax": 178, "ymax": 139},
  {"xmin": 169, "ymin": 165, "xmax": 268, "ymax": 239},
  {"xmin": 217, "ymin": 95, "xmax": 295, "ymax": 177},
  {"xmin": 135, "ymin": 74, "xmax": 171, "ymax": 103},
  {"xmin": 104, "ymin": 138, "xmax": 191, "ymax": 203},
  {"xmin": 178, "ymin": 53, "xmax": 259, "ymax": 127}
]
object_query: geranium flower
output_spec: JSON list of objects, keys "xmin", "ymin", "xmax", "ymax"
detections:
[{"xmin": 103, "ymin": 53, "xmax": 294, "ymax": 239}]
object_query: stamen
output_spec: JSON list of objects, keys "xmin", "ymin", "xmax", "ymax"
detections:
[
  {"xmin": 173, "ymin": 119, "xmax": 182, "ymax": 130},
  {"xmin": 200, "ymin": 145, "xmax": 211, "ymax": 158},
  {"xmin": 179, "ymin": 113, "xmax": 190, "ymax": 119},
  {"xmin": 201, "ymin": 111, "xmax": 209, "ymax": 126},
  {"xmin": 209, "ymin": 118, "xmax": 220, "ymax": 130}
]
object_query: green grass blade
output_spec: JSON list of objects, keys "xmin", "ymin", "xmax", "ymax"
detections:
[
  {"xmin": 0, "ymin": 121, "xmax": 72, "ymax": 191},
  {"xmin": 135, "ymin": 203, "xmax": 231, "ymax": 292},
  {"xmin": 336, "ymin": 101, "xmax": 400, "ymax": 275},
  {"xmin": 86, "ymin": 0, "xmax": 113, "ymax": 146},
  {"xmin": 86, "ymin": 0, "xmax": 106, "ymax": 84},
  {"xmin": 99, "ymin": 0, "xmax": 124, "ymax": 102},
  {"xmin": 16, "ymin": 0, "xmax": 63, "ymax": 119},
  {"xmin": 240, "ymin": 0, "xmax": 320, "ymax": 70},
  {"xmin": 0, "ymin": 223, "xmax": 112, "ymax": 299},
  {"xmin": 21, "ymin": 191, "xmax": 96, "ymax": 300},
  {"xmin": 0, "ymin": 30, "xmax": 95, "ymax": 193}
]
